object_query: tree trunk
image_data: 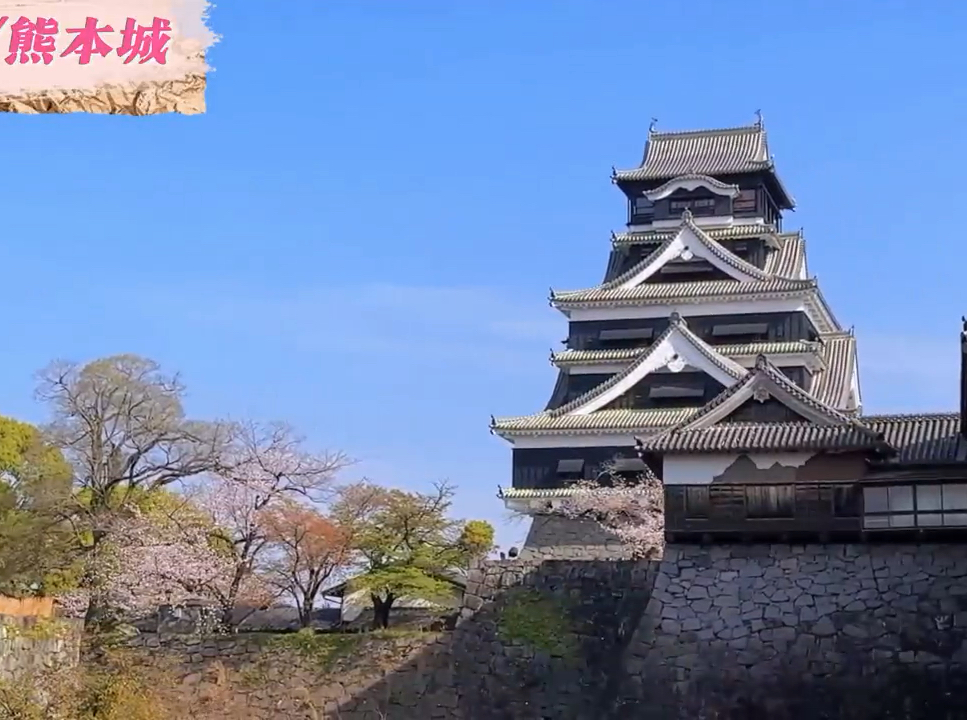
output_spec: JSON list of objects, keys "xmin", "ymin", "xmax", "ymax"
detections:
[
  {"xmin": 84, "ymin": 593, "xmax": 107, "ymax": 631},
  {"xmin": 298, "ymin": 599, "xmax": 313, "ymax": 628},
  {"xmin": 371, "ymin": 593, "xmax": 394, "ymax": 630}
]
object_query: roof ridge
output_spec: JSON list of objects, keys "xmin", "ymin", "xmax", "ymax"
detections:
[
  {"xmin": 862, "ymin": 411, "xmax": 961, "ymax": 421},
  {"xmin": 649, "ymin": 124, "xmax": 763, "ymax": 139}
]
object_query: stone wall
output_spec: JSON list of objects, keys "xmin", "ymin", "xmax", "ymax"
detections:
[
  {"xmin": 0, "ymin": 614, "xmax": 82, "ymax": 683},
  {"xmin": 613, "ymin": 543, "xmax": 967, "ymax": 718},
  {"xmin": 129, "ymin": 557, "xmax": 655, "ymax": 719},
  {"xmin": 36, "ymin": 542, "xmax": 967, "ymax": 718},
  {"xmin": 521, "ymin": 515, "xmax": 633, "ymax": 560}
]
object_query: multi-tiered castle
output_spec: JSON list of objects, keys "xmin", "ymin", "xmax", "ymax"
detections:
[{"xmin": 492, "ymin": 117, "xmax": 967, "ymax": 544}]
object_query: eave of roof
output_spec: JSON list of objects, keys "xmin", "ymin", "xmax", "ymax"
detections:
[
  {"xmin": 809, "ymin": 333, "xmax": 856, "ymax": 409},
  {"xmin": 612, "ymin": 224, "xmax": 781, "ymax": 248},
  {"xmin": 491, "ymin": 407, "xmax": 697, "ymax": 436},
  {"xmin": 552, "ymin": 340, "xmax": 822, "ymax": 368},
  {"xmin": 635, "ymin": 422, "xmax": 886, "ymax": 454},
  {"xmin": 550, "ymin": 277, "xmax": 817, "ymax": 307}
]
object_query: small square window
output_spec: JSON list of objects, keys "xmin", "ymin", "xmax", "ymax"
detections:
[
  {"xmin": 945, "ymin": 485, "xmax": 967, "ymax": 510},
  {"xmin": 611, "ymin": 457, "xmax": 647, "ymax": 473},
  {"xmin": 864, "ymin": 487, "xmax": 889, "ymax": 513},
  {"xmin": 557, "ymin": 459, "xmax": 584, "ymax": 480},
  {"xmin": 889, "ymin": 486, "xmax": 914, "ymax": 512},
  {"xmin": 918, "ymin": 485, "xmax": 942, "ymax": 512},
  {"xmin": 944, "ymin": 513, "xmax": 967, "ymax": 527},
  {"xmin": 890, "ymin": 514, "xmax": 915, "ymax": 528}
]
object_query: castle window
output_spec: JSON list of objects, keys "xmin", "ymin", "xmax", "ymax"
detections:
[
  {"xmin": 660, "ymin": 260, "xmax": 715, "ymax": 275},
  {"xmin": 670, "ymin": 198, "xmax": 716, "ymax": 211},
  {"xmin": 684, "ymin": 486, "xmax": 710, "ymax": 519},
  {"xmin": 556, "ymin": 459, "xmax": 585, "ymax": 482},
  {"xmin": 648, "ymin": 385, "xmax": 704, "ymax": 399},
  {"xmin": 733, "ymin": 189, "xmax": 757, "ymax": 213},
  {"xmin": 633, "ymin": 197, "xmax": 654, "ymax": 217},
  {"xmin": 914, "ymin": 484, "xmax": 967, "ymax": 527},
  {"xmin": 611, "ymin": 457, "xmax": 647, "ymax": 474},
  {"xmin": 746, "ymin": 485, "xmax": 794, "ymax": 518},
  {"xmin": 863, "ymin": 485, "xmax": 967, "ymax": 529},
  {"xmin": 711, "ymin": 322, "xmax": 770, "ymax": 339},
  {"xmin": 598, "ymin": 327, "xmax": 654, "ymax": 348}
]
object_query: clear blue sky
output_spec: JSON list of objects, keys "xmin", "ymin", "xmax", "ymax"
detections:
[{"xmin": 2, "ymin": 1, "xmax": 965, "ymax": 550}]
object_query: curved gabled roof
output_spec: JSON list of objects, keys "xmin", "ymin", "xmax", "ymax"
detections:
[
  {"xmin": 545, "ymin": 313, "xmax": 746, "ymax": 419},
  {"xmin": 635, "ymin": 355, "xmax": 885, "ymax": 454}
]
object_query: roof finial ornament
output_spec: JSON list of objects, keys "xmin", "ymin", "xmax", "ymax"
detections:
[
  {"xmin": 611, "ymin": 166, "xmax": 617, "ymax": 179},
  {"xmin": 961, "ymin": 315, "xmax": 966, "ymax": 333},
  {"xmin": 681, "ymin": 208, "xmax": 693, "ymax": 222},
  {"xmin": 754, "ymin": 354, "xmax": 769, "ymax": 371},
  {"xmin": 649, "ymin": 117, "xmax": 658, "ymax": 134},
  {"xmin": 489, "ymin": 414, "xmax": 496, "ymax": 427},
  {"xmin": 754, "ymin": 109, "xmax": 764, "ymax": 127},
  {"xmin": 669, "ymin": 311, "xmax": 682, "ymax": 325}
]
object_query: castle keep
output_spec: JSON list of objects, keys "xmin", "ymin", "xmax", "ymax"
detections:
[{"xmin": 491, "ymin": 117, "xmax": 967, "ymax": 547}]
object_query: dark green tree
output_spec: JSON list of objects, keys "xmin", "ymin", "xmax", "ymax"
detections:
[{"xmin": 333, "ymin": 481, "xmax": 494, "ymax": 628}]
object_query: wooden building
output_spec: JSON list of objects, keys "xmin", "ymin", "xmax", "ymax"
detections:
[{"xmin": 491, "ymin": 117, "xmax": 967, "ymax": 543}]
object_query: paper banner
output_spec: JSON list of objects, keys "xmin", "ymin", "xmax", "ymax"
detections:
[{"xmin": 0, "ymin": 0, "xmax": 217, "ymax": 115}]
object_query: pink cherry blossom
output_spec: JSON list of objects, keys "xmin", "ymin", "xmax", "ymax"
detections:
[{"xmin": 553, "ymin": 473, "xmax": 665, "ymax": 559}]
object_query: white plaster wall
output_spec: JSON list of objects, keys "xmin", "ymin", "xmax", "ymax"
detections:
[{"xmin": 662, "ymin": 453, "xmax": 813, "ymax": 485}]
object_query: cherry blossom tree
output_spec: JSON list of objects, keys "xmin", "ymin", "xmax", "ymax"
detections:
[
  {"xmin": 552, "ymin": 466, "xmax": 665, "ymax": 559},
  {"xmin": 35, "ymin": 355, "xmax": 233, "ymax": 628},
  {"xmin": 190, "ymin": 421, "xmax": 351, "ymax": 629}
]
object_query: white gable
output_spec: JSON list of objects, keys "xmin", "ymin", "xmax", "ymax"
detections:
[
  {"xmin": 569, "ymin": 322, "xmax": 745, "ymax": 416},
  {"xmin": 616, "ymin": 224, "xmax": 763, "ymax": 289}
]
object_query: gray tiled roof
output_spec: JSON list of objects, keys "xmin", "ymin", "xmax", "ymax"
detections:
[
  {"xmin": 491, "ymin": 407, "xmax": 696, "ymax": 435},
  {"xmin": 809, "ymin": 333, "xmax": 856, "ymax": 410},
  {"xmin": 614, "ymin": 125, "xmax": 772, "ymax": 182},
  {"xmin": 636, "ymin": 422, "xmax": 886, "ymax": 454},
  {"xmin": 764, "ymin": 233, "xmax": 806, "ymax": 278},
  {"xmin": 551, "ymin": 277, "xmax": 816, "ymax": 306},
  {"xmin": 632, "ymin": 413, "xmax": 966, "ymax": 464},
  {"xmin": 612, "ymin": 224, "xmax": 780, "ymax": 247},
  {"xmin": 498, "ymin": 487, "xmax": 582, "ymax": 499},
  {"xmin": 865, "ymin": 413, "xmax": 967, "ymax": 465},
  {"xmin": 552, "ymin": 340, "xmax": 820, "ymax": 367}
]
